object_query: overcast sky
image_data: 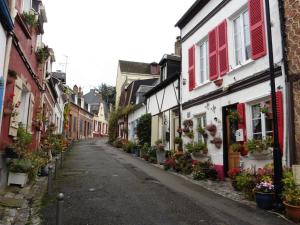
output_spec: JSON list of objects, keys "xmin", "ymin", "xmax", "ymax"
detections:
[{"xmin": 43, "ymin": 0, "xmax": 195, "ymax": 92}]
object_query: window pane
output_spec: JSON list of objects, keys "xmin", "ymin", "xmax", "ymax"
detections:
[
  {"xmin": 234, "ymin": 17, "xmax": 242, "ymax": 65},
  {"xmin": 252, "ymin": 104, "xmax": 261, "ymax": 119},
  {"xmin": 243, "ymin": 11, "xmax": 251, "ymax": 60},
  {"xmin": 253, "ymin": 119, "xmax": 262, "ymax": 133},
  {"xmin": 265, "ymin": 117, "xmax": 273, "ymax": 132},
  {"xmin": 205, "ymin": 41, "xmax": 209, "ymax": 81}
]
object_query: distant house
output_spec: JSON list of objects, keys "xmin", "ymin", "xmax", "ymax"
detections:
[
  {"xmin": 115, "ymin": 60, "xmax": 160, "ymax": 108},
  {"xmin": 84, "ymin": 89, "xmax": 109, "ymax": 137},
  {"xmin": 67, "ymin": 86, "xmax": 94, "ymax": 140},
  {"xmin": 118, "ymin": 78, "xmax": 158, "ymax": 140},
  {"xmin": 145, "ymin": 54, "xmax": 181, "ymax": 149}
]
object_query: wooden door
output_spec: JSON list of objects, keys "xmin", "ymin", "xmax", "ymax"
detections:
[{"xmin": 226, "ymin": 115, "xmax": 240, "ymax": 170}]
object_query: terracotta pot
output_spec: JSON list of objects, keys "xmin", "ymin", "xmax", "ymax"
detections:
[
  {"xmin": 284, "ymin": 202, "xmax": 300, "ymax": 222},
  {"xmin": 3, "ymin": 108, "xmax": 13, "ymax": 116}
]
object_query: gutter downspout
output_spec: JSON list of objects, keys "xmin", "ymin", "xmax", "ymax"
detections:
[
  {"xmin": 0, "ymin": 0, "xmax": 16, "ymax": 135},
  {"xmin": 278, "ymin": 0, "xmax": 294, "ymax": 165}
]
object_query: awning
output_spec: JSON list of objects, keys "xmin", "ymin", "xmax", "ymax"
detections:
[{"xmin": 0, "ymin": 0, "xmax": 14, "ymax": 32}]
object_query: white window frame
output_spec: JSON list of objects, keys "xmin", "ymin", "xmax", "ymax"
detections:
[
  {"xmin": 22, "ymin": 0, "xmax": 32, "ymax": 12},
  {"xmin": 19, "ymin": 86, "xmax": 30, "ymax": 128},
  {"xmin": 196, "ymin": 39, "xmax": 209, "ymax": 86},
  {"xmin": 232, "ymin": 8, "xmax": 251, "ymax": 67},
  {"xmin": 248, "ymin": 100, "xmax": 273, "ymax": 140},
  {"xmin": 194, "ymin": 113, "xmax": 207, "ymax": 143}
]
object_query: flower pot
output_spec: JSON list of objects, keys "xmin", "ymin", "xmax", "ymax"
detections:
[
  {"xmin": 249, "ymin": 148, "xmax": 273, "ymax": 160},
  {"xmin": 7, "ymin": 172, "xmax": 28, "ymax": 187},
  {"xmin": 156, "ymin": 150, "xmax": 166, "ymax": 164},
  {"xmin": 284, "ymin": 202, "xmax": 300, "ymax": 222},
  {"xmin": 255, "ymin": 192, "xmax": 274, "ymax": 210},
  {"xmin": 3, "ymin": 108, "xmax": 13, "ymax": 116}
]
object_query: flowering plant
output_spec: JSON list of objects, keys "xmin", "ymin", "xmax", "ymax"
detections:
[
  {"xmin": 254, "ymin": 180, "xmax": 274, "ymax": 193},
  {"xmin": 227, "ymin": 167, "xmax": 241, "ymax": 179}
]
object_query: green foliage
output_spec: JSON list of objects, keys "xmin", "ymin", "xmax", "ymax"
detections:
[
  {"xmin": 22, "ymin": 12, "xmax": 38, "ymax": 27},
  {"xmin": 192, "ymin": 160, "xmax": 217, "ymax": 180},
  {"xmin": 246, "ymin": 137, "xmax": 273, "ymax": 153},
  {"xmin": 140, "ymin": 143, "xmax": 150, "ymax": 159},
  {"xmin": 11, "ymin": 124, "xmax": 32, "ymax": 158},
  {"xmin": 228, "ymin": 110, "xmax": 239, "ymax": 123},
  {"xmin": 97, "ymin": 83, "xmax": 116, "ymax": 106},
  {"xmin": 230, "ymin": 143, "xmax": 243, "ymax": 152},
  {"xmin": 282, "ymin": 171, "xmax": 300, "ymax": 206},
  {"xmin": 174, "ymin": 137, "xmax": 182, "ymax": 145},
  {"xmin": 174, "ymin": 152, "xmax": 193, "ymax": 175},
  {"xmin": 185, "ymin": 141, "xmax": 207, "ymax": 154},
  {"xmin": 36, "ymin": 47, "xmax": 50, "ymax": 64},
  {"xmin": 235, "ymin": 171, "xmax": 256, "ymax": 200},
  {"xmin": 122, "ymin": 141, "xmax": 134, "ymax": 153},
  {"xmin": 136, "ymin": 114, "xmax": 151, "ymax": 145},
  {"xmin": 108, "ymin": 108, "xmax": 123, "ymax": 143},
  {"xmin": 7, "ymin": 158, "xmax": 32, "ymax": 173},
  {"xmin": 113, "ymin": 138, "xmax": 123, "ymax": 148}
]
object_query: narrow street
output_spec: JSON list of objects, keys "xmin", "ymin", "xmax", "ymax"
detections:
[{"xmin": 41, "ymin": 139, "xmax": 292, "ymax": 225}]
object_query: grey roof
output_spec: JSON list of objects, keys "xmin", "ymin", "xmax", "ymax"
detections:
[
  {"xmin": 83, "ymin": 89, "xmax": 101, "ymax": 105},
  {"xmin": 137, "ymin": 85, "xmax": 154, "ymax": 93},
  {"xmin": 51, "ymin": 71, "xmax": 66, "ymax": 84},
  {"xmin": 119, "ymin": 60, "xmax": 159, "ymax": 74}
]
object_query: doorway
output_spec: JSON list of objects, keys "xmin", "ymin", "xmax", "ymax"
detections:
[{"xmin": 222, "ymin": 104, "xmax": 240, "ymax": 175}]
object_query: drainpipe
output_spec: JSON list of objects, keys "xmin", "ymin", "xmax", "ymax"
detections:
[
  {"xmin": 277, "ymin": 0, "xmax": 294, "ymax": 165},
  {"xmin": 0, "ymin": 0, "xmax": 16, "ymax": 135}
]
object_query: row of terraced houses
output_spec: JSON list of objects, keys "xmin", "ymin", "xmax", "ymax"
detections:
[
  {"xmin": 115, "ymin": 0, "xmax": 300, "ymax": 176},
  {"xmin": 0, "ymin": 0, "xmax": 109, "ymax": 187}
]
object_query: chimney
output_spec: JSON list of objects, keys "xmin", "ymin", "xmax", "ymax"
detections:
[
  {"xmin": 81, "ymin": 98, "xmax": 84, "ymax": 108},
  {"xmin": 73, "ymin": 85, "xmax": 78, "ymax": 94},
  {"xmin": 175, "ymin": 36, "xmax": 181, "ymax": 56},
  {"xmin": 150, "ymin": 62, "xmax": 160, "ymax": 75}
]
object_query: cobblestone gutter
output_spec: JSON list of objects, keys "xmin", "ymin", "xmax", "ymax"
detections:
[{"xmin": 0, "ymin": 176, "xmax": 47, "ymax": 225}]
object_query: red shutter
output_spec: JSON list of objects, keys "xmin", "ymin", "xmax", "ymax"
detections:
[
  {"xmin": 188, "ymin": 45, "xmax": 195, "ymax": 91},
  {"xmin": 248, "ymin": 0, "xmax": 267, "ymax": 60},
  {"xmin": 237, "ymin": 103, "xmax": 247, "ymax": 142},
  {"xmin": 276, "ymin": 91, "xmax": 284, "ymax": 154},
  {"xmin": 209, "ymin": 27, "xmax": 219, "ymax": 80},
  {"xmin": 218, "ymin": 20, "xmax": 229, "ymax": 76}
]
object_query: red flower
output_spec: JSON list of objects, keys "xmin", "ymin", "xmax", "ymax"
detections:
[{"xmin": 227, "ymin": 168, "xmax": 241, "ymax": 179}]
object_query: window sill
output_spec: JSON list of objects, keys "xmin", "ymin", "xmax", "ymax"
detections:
[
  {"xmin": 227, "ymin": 60, "xmax": 255, "ymax": 76},
  {"xmin": 193, "ymin": 81, "xmax": 211, "ymax": 90}
]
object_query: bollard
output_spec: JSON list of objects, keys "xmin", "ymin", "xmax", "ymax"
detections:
[
  {"xmin": 56, "ymin": 193, "xmax": 64, "ymax": 225},
  {"xmin": 47, "ymin": 165, "xmax": 53, "ymax": 196},
  {"xmin": 55, "ymin": 157, "xmax": 58, "ymax": 180}
]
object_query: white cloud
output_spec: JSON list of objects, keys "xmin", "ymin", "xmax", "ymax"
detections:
[{"xmin": 43, "ymin": 0, "xmax": 195, "ymax": 92}]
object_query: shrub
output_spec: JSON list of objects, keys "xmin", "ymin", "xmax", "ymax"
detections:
[
  {"xmin": 122, "ymin": 141, "xmax": 134, "ymax": 153},
  {"xmin": 140, "ymin": 143, "xmax": 150, "ymax": 159},
  {"xmin": 192, "ymin": 160, "xmax": 217, "ymax": 180},
  {"xmin": 136, "ymin": 114, "xmax": 151, "ymax": 145},
  {"xmin": 7, "ymin": 159, "xmax": 32, "ymax": 173},
  {"xmin": 174, "ymin": 152, "xmax": 193, "ymax": 175},
  {"xmin": 113, "ymin": 138, "xmax": 123, "ymax": 148},
  {"xmin": 235, "ymin": 171, "xmax": 256, "ymax": 200}
]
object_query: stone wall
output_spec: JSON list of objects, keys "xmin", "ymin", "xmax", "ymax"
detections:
[{"xmin": 284, "ymin": 0, "xmax": 300, "ymax": 163}]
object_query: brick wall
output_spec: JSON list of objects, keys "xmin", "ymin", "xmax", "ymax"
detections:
[{"xmin": 284, "ymin": 0, "xmax": 300, "ymax": 163}]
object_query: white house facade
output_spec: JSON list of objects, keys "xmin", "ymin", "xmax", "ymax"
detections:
[{"xmin": 176, "ymin": 0, "xmax": 288, "ymax": 173}]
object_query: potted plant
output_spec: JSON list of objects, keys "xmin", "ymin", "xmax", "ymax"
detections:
[
  {"xmin": 174, "ymin": 136, "xmax": 182, "ymax": 145},
  {"xmin": 227, "ymin": 167, "xmax": 241, "ymax": 191},
  {"xmin": 185, "ymin": 141, "xmax": 207, "ymax": 159},
  {"xmin": 253, "ymin": 178, "xmax": 275, "ymax": 210},
  {"xmin": 230, "ymin": 143, "xmax": 242, "ymax": 153},
  {"xmin": 7, "ymin": 158, "xmax": 32, "ymax": 187},
  {"xmin": 211, "ymin": 137, "xmax": 222, "ymax": 149},
  {"xmin": 185, "ymin": 131, "xmax": 194, "ymax": 139},
  {"xmin": 7, "ymin": 70, "xmax": 17, "ymax": 84},
  {"xmin": 246, "ymin": 137, "xmax": 273, "ymax": 159},
  {"xmin": 155, "ymin": 139, "xmax": 165, "ymax": 164},
  {"xmin": 206, "ymin": 123, "xmax": 217, "ymax": 136},
  {"xmin": 22, "ymin": 11, "xmax": 38, "ymax": 28},
  {"xmin": 36, "ymin": 46, "xmax": 50, "ymax": 64},
  {"xmin": 282, "ymin": 171, "xmax": 300, "ymax": 222}
]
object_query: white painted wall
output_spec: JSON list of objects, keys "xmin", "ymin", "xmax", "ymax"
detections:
[
  {"xmin": 0, "ymin": 24, "xmax": 7, "ymax": 77},
  {"xmin": 146, "ymin": 80, "xmax": 179, "ymax": 116},
  {"xmin": 128, "ymin": 105, "xmax": 146, "ymax": 142},
  {"xmin": 53, "ymin": 84, "xmax": 65, "ymax": 134},
  {"xmin": 181, "ymin": 0, "xmax": 283, "ymax": 104}
]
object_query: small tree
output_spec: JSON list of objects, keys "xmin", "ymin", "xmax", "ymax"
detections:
[
  {"xmin": 136, "ymin": 114, "xmax": 151, "ymax": 146},
  {"xmin": 108, "ymin": 108, "xmax": 122, "ymax": 143}
]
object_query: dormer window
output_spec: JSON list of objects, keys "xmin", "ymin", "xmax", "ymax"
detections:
[
  {"xmin": 22, "ymin": 0, "xmax": 32, "ymax": 12},
  {"xmin": 161, "ymin": 66, "xmax": 167, "ymax": 81}
]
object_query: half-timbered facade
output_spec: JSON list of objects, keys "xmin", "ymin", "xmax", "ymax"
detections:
[
  {"xmin": 176, "ymin": 0, "xmax": 288, "ymax": 173},
  {"xmin": 145, "ymin": 54, "xmax": 181, "ymax": 150}
]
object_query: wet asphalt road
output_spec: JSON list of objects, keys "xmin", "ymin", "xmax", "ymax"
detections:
[{"xmin": 41, "ymin": 139, "xmax": 293, "ymax": 225}]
